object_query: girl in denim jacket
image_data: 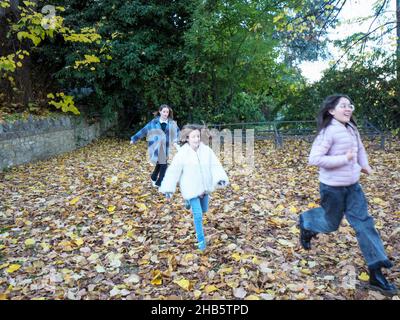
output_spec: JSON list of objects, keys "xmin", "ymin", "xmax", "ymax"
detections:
[
  {"xmin": 159, "ymin": 124, "xmax": 229, "ymax": 252},
  {"xmin": 299, "ymin": 94, "xmax": 397, "ymax": 295},
  {"xmin": 130, "ymin": 104, "xmax": 180, "ymax": 187}
]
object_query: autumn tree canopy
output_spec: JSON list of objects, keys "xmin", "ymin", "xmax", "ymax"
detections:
[{"xmin": 0, "ymin": 0, "xmax": 398, "ymax": 132}]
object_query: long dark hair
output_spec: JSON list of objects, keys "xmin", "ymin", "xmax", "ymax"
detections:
[
  {"xmin": 316, "ymin": 94, "xmax": 357, "ymax": 134},
  {"xmin": 153, "ymin": 104, "xmax": 174, "ymax": 119}
]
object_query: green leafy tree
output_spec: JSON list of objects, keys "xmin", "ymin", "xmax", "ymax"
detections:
[
  {"xmin": 283, "ymin": 50, "xmax": 399, "ymax": 132},
  {"xmin": 183, "ymin": 0, "xmax": 337, "ymax": 123},
  {"xmin": 39, "ymin": 0, "xmax": 195, "ymax": 125},
  {"xmin": 0, "ymin": 0, "xmax": 106, "ymax": 115}
]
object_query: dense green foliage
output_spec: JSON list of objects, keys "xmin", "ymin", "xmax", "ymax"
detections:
[
  {"xmin": 1, "ymin": 0, "xmax": 398, "ymax": 132},
  {"xmin": 283, "ymin": 51, "xmax": 399, "ymax": 132}
]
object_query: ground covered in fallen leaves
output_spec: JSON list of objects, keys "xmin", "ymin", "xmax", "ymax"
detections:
[{"xmin": 0, "ymin": 138, "xmax": 399, "ymax": 300}]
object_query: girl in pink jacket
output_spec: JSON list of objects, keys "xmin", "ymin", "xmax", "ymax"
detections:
[{"xmin": 299, "ymin": 94, "xmax": 397, "ymax": 295}]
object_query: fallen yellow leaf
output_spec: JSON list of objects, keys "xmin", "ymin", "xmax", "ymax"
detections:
[
  {"xmin": 372, "ymin": 197, "xmax": 384, "ymax": 205},
  {"xmin": 289, "ymin": 225, "xmax": 300, "ymax": 235},
  {"xmin": 296, "ymin": 293, "xmax": 307, "ymax": 300},
  {"xmin": 107, "ymin": 205, "xmax": 116, "ymax": 213},
  {"xmin": 69, "ymin": 196, "xmax": 80, "ymax": 205},
  {"xmin": 252, "ymin": 256, "xmax": 260, "ymax": 265},
  {"xmin": 231, "ymin": 253, "xmax": 241, "ymax": 261},
  {"xmin": 358, "ymin": 272, "xmax": 370, "ymax": 282},
  {"xmin": 174, "ymin": 278, "xmax": 192, "ymax": 291},
  {"xmin": 24, "ymin": 238, "xmax": 36, "ymax": 247},
  {"xmin": 135, "ymin": 203, "xmax": 147, "ymax": 211},
  {"xmin": 204, "ymin": 285, "xmax": 219, "ymax": 294},
  {"xmin": 231, "ymin": 184, "xmax": 240, "ymax": 191},
  {"xmin": 194, "ymin": 290, "xmax": 202, "ymax": 299},
  {"xmin": 40, "ymin": 242, "xmax": 51, "ymax": 251},
  {"xmin": 151, "ymin": 270, "xmax": 163, "ymax": 286},
  {"xmin": 106, "ymin": 176, "xmax": 118, "ymax": 184},
  {"xmin": 218, "ymin": 267, "xmax": 233, "ymax": 274},
  {"xmin": 226, "ymin": 280, "xmax": 239, "ymax": 288},
  {"xmin": 58, "ymin": 241, "xmax": 74, "ymax": 251},
  {"xmin": 301, "ymin": 268, "xmax": 312, "ymax": 275},
  {"xmin": 183, "ymin": 254, "xmax": 194, "ymax": 261},
  {"xmin": 6, "ymin": 264, "xmax": 21, "ymax": 273},
  {"xmin": 289, "ymin": 206, "xmax": 298, "ymax": 214},
  {"xmin": 74, "ymin": 238, "xmax": 84, "ymax": 246},
  {"xmin": 131, "ymin": 188, "xmax": 141, "ymax": 194},
  {"xmin": 307, "ymin": 202, "xmax": 319, "ymax": 208}
]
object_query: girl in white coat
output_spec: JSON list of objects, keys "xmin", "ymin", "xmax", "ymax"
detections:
[{"xmin": 159, "ymin": 124, "xmax": 229, "ymax": 251}]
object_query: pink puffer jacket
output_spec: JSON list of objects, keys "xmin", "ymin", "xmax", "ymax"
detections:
[{"xmin": 308, "ymin": 118, "xmax": 371, "ymax": 186}]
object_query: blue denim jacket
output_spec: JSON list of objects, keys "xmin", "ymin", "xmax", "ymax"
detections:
[{"xmin": 130, "ymin": 117, "xmax": 179, "ymax": 165}]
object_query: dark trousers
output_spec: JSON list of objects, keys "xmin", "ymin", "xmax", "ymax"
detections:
[
  {"xmin": 300, "ymin": 182, "xmax": 392, "ymax": 269},
  {"xmin": 151, "ymin": 163, "xmax": 168, "ymax": 187}
]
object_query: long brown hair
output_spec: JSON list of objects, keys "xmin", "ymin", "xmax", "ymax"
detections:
[
  {"xmin": 316, "ymin": 94, "xmax": 357, "ymax": 134},
  {"xmin": 153, "ymin": 104, "xmax": 174, "ymax": 119},
  {"xmin": 179, "ymin": 124, "xmax": 211, "ymax": 145}
]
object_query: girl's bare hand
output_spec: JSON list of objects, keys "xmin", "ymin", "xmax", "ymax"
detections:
[
  {"xmin": 346, "ymin": 150, "xmax": 354, "ymax": 161},
  {"xmin": 361, "ymin": 167, "xmax": 372, "ymax": 175}
]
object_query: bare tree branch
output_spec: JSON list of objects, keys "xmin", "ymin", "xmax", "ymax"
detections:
[
  {"xmin": 361, "ymin": 0, "xmax": 389, "ymax": 52},
  {"xmin": 327, "ymin": 21, "xmax": 396, "ymax": 73}
]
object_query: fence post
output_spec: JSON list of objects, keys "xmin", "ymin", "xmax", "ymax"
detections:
[
  {"xmin": 380, "ymin": 133, "xmax": 386, "ymax": 150},
  {"xmin": 364, "ymin": 119, "xmax": 385, "ymax": 149},
  {"xmin": 274, "ymin": 123, "xmax": 282, "ymax": 148}
]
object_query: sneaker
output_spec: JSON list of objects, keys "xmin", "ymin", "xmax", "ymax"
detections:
[
  {"xmin": 369, "ymin": 268, "xmax": 398, "ymax": 296},
  {"xmin": 298, "ymin": 216, "xmax": 318, "ymax": 250},
  {"xmin": 184, "ymin": 200, "xmax": 191, "ymax": 210},
  {"xmin": 197, "ymin": 240, "xmax": 206, "ymax": 252},
  {"xmin": 151, "ymin": 179, "xmax": 157, "ymax": 188}
]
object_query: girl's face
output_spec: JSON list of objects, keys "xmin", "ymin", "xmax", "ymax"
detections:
[
  {"xmin": 187, "ymin": 129, "xmax": 201, "ymax": 150},
  {"xmin": 159, "ymin": 107, "xmax": 169, "ymax": 121},
  {"xmin": 329, "ymin": 97, "xmax": 354, "ymax": 124}
]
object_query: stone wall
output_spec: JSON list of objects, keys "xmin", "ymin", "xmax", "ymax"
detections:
[{"xmin": 0, "ymin": 115, "xmax": 116, "ymax": 171}]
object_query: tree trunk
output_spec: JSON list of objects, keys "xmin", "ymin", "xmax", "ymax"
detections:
[
  {"xmin": 396, "ymin": 0, "xmax": 400, "ymax": 106},
  {"xmin": 396, "ymin": 0, "xmax": 399, "ymax": 80},
  {"xmin": 0, "ymin": 0, "xmax": 19, "ymax": 17},
  {"xmin": 1, "ymin": 1, "xmax": 20, "ymax": 105},
  {"xmin": 1, "ymin": 0, "xmax": 35, "ymax": 107},
  {"xmin": 1, "ymin": 1, "xmax": 19, "ymax": 52}
]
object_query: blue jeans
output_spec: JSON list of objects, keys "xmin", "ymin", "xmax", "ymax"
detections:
[
  {"xmin": 300, "ymin": 182, "xmax": 392, "ymax": 270},
  {"xmin": 189, "ymin": 194, "xmax": 209, "ymax": 250}
]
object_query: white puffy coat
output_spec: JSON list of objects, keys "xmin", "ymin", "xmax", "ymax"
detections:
[{"xmin": 159, "ymin": 142, "xmax": 229, "ymax": 200}]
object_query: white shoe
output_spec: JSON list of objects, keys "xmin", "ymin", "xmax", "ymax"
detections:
[{"xmin": 151, "ymin": 180, "xmax": 157, "ymax": 187}]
